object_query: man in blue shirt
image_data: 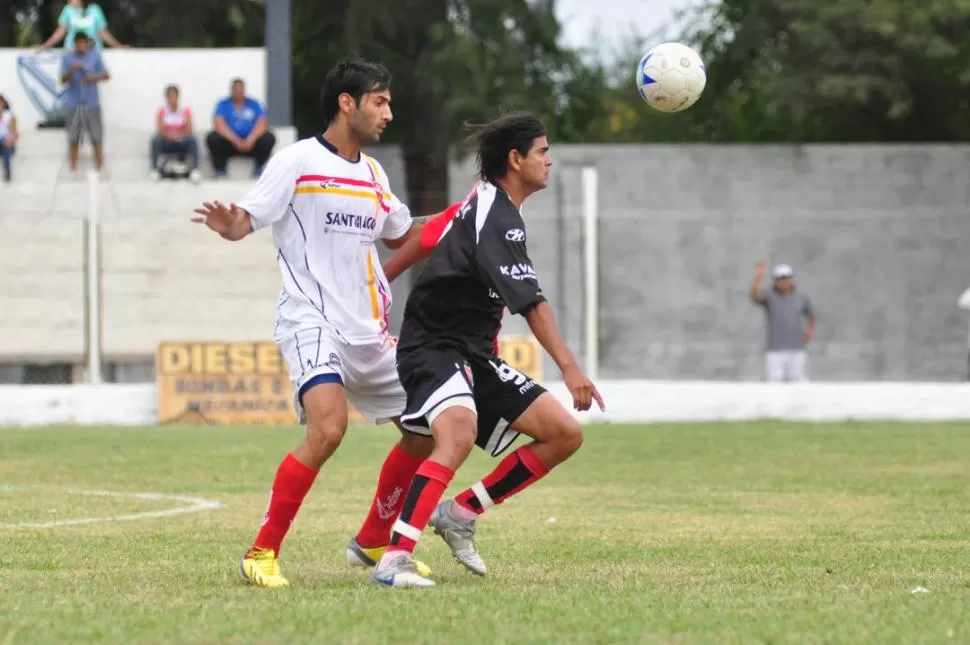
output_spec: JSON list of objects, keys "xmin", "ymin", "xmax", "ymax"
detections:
[
  {"xmin": 205, "ymin": 79, "xmax": 276, "ymax": 177},
  {"xmin": 60, "ymin": 32, "xmax": 110, "ymax": 172}
]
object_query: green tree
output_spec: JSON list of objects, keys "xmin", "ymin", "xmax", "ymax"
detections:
[
  {"xmin": 0, "ymin": 0, "xmax": 264, "ymax": 48},
  {"xmin": 688, "ymin": 0, "xmax": 970, "ymax": 142},
  {"xmin": 92, "ymin": 0, "xmax": 264, "ymax": 47},
  {"xmin": 293, "ymin": 0, "xmax": 609, "ymax": 214},
  {"xmin": 4, "ymin": 0, "xmax": 612, "ymax": 212},
  {"xmin": 595, "ymin": 0, "xmax": 970, "ymax": 143}
]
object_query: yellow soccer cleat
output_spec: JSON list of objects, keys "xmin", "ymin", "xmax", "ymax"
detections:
[
  {"xmin": 239, "ymin": 547, "xmax": 289, "ymax": 589},
  {"xmin": 346, "ymin": 537, "xmax": 432, "ymax": 578}
]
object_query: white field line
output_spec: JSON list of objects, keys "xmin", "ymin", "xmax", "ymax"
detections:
[{"xmin": 0, "ymin": 486, "xmax": 223, "ymax": 528}]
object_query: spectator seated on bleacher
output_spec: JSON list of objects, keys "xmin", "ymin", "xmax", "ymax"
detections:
[
  {"xmin": 205, "ymin": 78, "xmax": 275, "ymax": 178},
  {"xmin": 0, "ymin": 94, "xmax": 18, "ymax": 182},
  {"xmin": 150, "ymin": 84, "xmax": 201, "ymax": 182}
]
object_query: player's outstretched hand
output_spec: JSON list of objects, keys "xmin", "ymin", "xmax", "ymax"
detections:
[
  {"xmin": 192, "ymin": 200, "xmax": 245, "ymax": 236},
  {"xmin": 562, "ymin": 364, "xmax": 605, "ymax": 412}
]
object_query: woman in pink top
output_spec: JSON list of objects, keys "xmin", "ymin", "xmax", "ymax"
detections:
[{"xmin": 150, "ymin": 84, "xmax": 200, "ymax": 181}]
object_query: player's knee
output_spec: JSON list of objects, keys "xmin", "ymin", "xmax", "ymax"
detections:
[
  {"xmin": 304, "ymin": 417, "xmax": 347, "ymax": 460},
  {"xmin": 429, "ymin": 402, "xmax": 478, "ymax": 457},
  {"xmin": 553, "ymin": 417, "xmax": 584, "ymax": 457}
]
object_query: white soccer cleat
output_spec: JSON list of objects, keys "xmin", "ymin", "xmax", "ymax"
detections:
[
  {"xmin": 370, "ymin": 552, "xmax": 435, "ymax": 588},
  {"xmin": 429, "ymin": 500, "xmax": 487, "ymax": 576},
  {"xmin": 345, "ymin": 536, "xmax": 433, "ymax": 577}
]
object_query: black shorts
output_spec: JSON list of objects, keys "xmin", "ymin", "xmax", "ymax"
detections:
[{"xmin": 397, "ymin": 346, "xmax": 546, "ymax": 457}]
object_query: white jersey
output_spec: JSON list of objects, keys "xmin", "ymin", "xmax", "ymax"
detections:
[{"xmin": 237, "ymin": 136, "xmax": 412, "ymax": 344}]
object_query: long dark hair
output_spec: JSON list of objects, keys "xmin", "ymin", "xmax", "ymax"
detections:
[
  {"xmin": 464, "ymin": 111, "xmax": 547, "ymax": 183},
  {"xmin": 0, "ymin": 94, "xmax": 9, "ymax": 111}
]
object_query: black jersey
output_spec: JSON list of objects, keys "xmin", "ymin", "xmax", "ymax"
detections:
[{"xmin": 399, "ymin": 181, "xmax": 546, "ymax": 357}]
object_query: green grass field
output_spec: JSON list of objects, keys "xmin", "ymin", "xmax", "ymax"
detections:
[{"xmin": 2, "ymin": 421, "xmax": 969, "ymax": 644}]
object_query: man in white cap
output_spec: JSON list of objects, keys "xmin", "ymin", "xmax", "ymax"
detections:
[{"xmin": 750, "ymin": 262, "xmax": 816, "ymax": 381}]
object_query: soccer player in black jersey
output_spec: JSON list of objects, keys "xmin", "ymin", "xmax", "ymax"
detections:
[{"xmin": 371, "ymin": 111, "xmax": 604, "ymax": 588}]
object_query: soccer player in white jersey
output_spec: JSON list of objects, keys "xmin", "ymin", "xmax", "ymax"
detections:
[{"xmin": 192, "ymin": 58, "xmax": 439, "ymax": 588}]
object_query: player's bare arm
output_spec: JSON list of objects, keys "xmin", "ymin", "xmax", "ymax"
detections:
[
  {"xmin": 192, "ymin": 200, "xmax": 254, "ymax": 241},
  {"xmin": 382, "ymin": 221, "xmax": 421, "ymax": 250},
  {"xmin": 383, "ymin": 230, "xmax": 428, "ymax": 282},
  {"xmin": 524, "ymin": 301, "xmax": 604, "ymax": 412},
  {"xmin": 381, "ymin": 212, "xmax": 447, "ymax": 280}
]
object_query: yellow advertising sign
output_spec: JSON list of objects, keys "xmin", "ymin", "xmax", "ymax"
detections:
[
  {"xmin": 498, "ymin": 335, "xmax": 543, "ymax": 382},
  {"xmin": 156, "ymin": 336, "xmax": 542, "ymax": 425},
  {"xmin": 156, "ymin": 342, "xmax": 296, "ymax": 425}
]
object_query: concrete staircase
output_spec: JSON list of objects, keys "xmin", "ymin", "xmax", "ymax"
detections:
[{"xmin": 0, "ymin": 125, "xmax": 297, "ymax": 365}]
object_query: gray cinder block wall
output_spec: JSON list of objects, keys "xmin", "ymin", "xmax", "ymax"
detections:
[
  {"xmin": 4, "ymin": 144, "xmax": 968, "ymax": 381},
  {"xmin": 369, "ymin": 144, "xmax": 970, "ymax": 382}
]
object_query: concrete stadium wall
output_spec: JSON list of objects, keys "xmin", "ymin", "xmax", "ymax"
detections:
[
  {"xmin": 100, "ymin": 196, "xmax": 280, "ymax": 358},
  {"xmin": 1, "ymin": 180, "xmax": 280, "ymax": 362},
  {"xmin": 0, "ymin": 215, "xmax": 85, "ymax": 361},
  {"xmin": 0, "ymin": 48, "xmax": 289, "ymax": 365},
  {"xmin": 369, "ymin": 144, "xmax": 970, "ymax": 382},
  {"xmin": 3, "ymin": 56, "xmax": 970, "ymax": 382}
]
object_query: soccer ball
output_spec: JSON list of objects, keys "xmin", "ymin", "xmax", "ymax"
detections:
[{"xmin": 637, "ymin": 42, "xmax": 707, "ymax": 113}]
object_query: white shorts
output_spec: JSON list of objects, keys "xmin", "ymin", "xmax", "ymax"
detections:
[
  {"xmin": 276, "ymin": 322, "xmax": 406, "ymax": 424},
  {"xmin": 765, "ymin": 350, "xmax": 808, "ymax": 382}
]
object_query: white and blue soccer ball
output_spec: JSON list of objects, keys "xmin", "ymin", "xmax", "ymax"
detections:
[{"xmin": 637, "ymin": 42, "xmax": 707, "ymax": 113}]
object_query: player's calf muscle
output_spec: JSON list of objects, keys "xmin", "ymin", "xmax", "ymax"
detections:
[{"xmin": 397, "ymin": 432, "xmax": 434, "ymax": 459}]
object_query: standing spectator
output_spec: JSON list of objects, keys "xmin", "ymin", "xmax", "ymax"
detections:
[
  {"xmin": 150, "ymin": 85, "xmax": 201, "ymax": 182},
  {"xmin": 206, "ymin": 79, "xmax": 275, "ymax": 178},
  {"xmin": 60, "ymin": 32, "xmax": 109, "ymax": 173},
  {"xmin": 0, "ymin": 95, "xmax": 18, "ymax": 182},
  {"xmin": 750, "ymin": 262, "xmax": 816, "ymax": 382},
  {"xmin": 38, "ymin": 0, "xmax": 127, "ymax": 50}
]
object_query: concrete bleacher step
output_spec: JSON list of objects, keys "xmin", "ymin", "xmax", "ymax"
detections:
[
  {"xmin": 1, "ymin": 179, "xmax": 262, "ymax": 217},
  {"xmin": 9, "ymin": 125, "xmax": 297, "ymax": 182},
  {"xmin": 17, "ymin": 126, "xmax": 297, "ymax": 157},
  {"xmin": 6, "ymin": 152, "xmax": 264, "ymax": 183}
]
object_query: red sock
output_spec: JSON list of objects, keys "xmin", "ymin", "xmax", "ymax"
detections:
[
  {"xmin": 387, "ymin": 460, "xmax": 454, "ymax": 554},
  {"xmin": 355, "ymin": 443, "xmax": 425, "ymax": 548},
  {"xmin": 454, "ymin": 445, "xmax": 549, "ymax": 514},
  {"xmin": 249, "ymin": 453, "xmax": 318, "ymax": 556}
]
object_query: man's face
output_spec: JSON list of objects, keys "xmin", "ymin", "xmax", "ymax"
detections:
[
  {"xmin": 348, "ymin": 89, "xmax": 392, "ymax": 145},
  {"xmin": 515, "ymin": 136, "xmax": 552, "ymax": 191},
  {"xmin": 75, "ymin": 37, "xmax": 90, "ymax": 54},
  {"xmin": 775, "ymin": 277, "xmax": 793, "ymax": 292},
  {"xmin": 231, "ymin": 82, "xmax": 245, "ymax": 102}
]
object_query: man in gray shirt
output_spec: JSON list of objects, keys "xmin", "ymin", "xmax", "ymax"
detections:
[{"xmin": 750, "ymin": 262, "xmax": 816, "ymax": 381}]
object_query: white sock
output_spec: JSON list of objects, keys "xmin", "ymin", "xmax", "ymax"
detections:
[
  {"xmin": 449, "ymin": 498, "xmax": 480, "ymax": 522},
  {"xmin": 379, "ymin": 548, "xmax": 409, "ymax": 567}
]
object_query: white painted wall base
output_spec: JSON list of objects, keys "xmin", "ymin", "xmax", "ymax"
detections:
[
  {"xmin": 543, "ymin": 381, "xmax": 970, "ymax": 423},
  {"xmin": 3, "ymin": 381, "xmax": 970, "ymax": 427}
]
